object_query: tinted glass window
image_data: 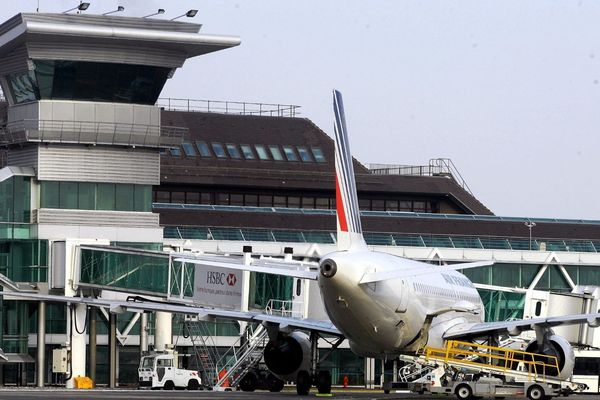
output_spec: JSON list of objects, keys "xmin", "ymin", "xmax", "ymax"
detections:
[
  {"xmin": 116, "ymin": 184, "xmax": 134, "ymax": 211},
  {"xmin": 212, "ymin": 143, "xmax": 227, "ymax": 158},
  {"xmin": 7, "ymin": 70, "xmax": 39, "ymax": 104},
  {"xmin": 240, "ymin": 144, "xmax": 255, "ymax": 159},
  {"xmin": 255, "ymin": 145, "xmax": 270, "ymax": 160},
  {"xmin": 226, "ymin": 144, "xmax": 241, "ymax": 159},
  {"xmin": 169, "ymin": 147, "xmax": 181, "ymax": 157},
  {"xmin": 195, "ymin": 141, "xmax": 212, "ymax": 157},
  {"xmin": 33, "ymin": 60, "xmax": 170, "ymax": 105},
  {"xmin": 282, "ymin": 146, "xmax": 299, "ymax": 161},
  {"xmin": 297, "ymin": 146, "xmax": 313, "ymax": 162},
  {"xmin": 312, "ymin": 147, "xmax": 326, "ymax": 162},
  {"xmin": 182, "ymin": 143, "xmax": 196, "ymax": 156},
  {"xmin": 269, "ymin": 145, "xmax": 284, "ymax": 161}
]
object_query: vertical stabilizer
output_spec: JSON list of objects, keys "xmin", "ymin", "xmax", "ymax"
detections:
[{"xmin": 333, "ymin": 90, "xmax": 367, "ymax": 251}]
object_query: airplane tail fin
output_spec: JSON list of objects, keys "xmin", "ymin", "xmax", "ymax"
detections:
[{"xmin": 333, "ymin": 90, "xmax": 367, "ymax": 251}]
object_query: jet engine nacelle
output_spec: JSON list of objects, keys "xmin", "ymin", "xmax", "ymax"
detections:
[
  {"xmin": 263, "ymin": 331, "xmax": 312, "ymax": 382},
  {"xmin": 524, "ymin": 334, "xmax": 574, "ymax": 380}
]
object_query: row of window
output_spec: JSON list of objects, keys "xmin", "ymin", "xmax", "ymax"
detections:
[
  {"xmin": 153, "ymin": 190, "xmax": 438, "ymax": 212},
  {"xmin": 413, "ymin": 282, "xmax": 480, "ymax": 305},
  {"xmin": 41, "ymin": 182, "xmax": 152, "ymax": 212},
  {"xmin": 164, "ymin": 141, "xmax": 327, "ymax": 163}
]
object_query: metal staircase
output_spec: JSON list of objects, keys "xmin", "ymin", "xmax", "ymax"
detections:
[
  {"xmin": 213, "ymin": 323, "xmax": 269, "ymax": 389},
  {"xmin": 184, "ymin": 318, "xmax": 269, "ymax": 390},
  {"xmin": 184, "ymin": 318, "xmax": 220, "ymax": 387}
]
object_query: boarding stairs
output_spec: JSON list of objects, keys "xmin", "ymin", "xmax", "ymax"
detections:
[
  {"xmin": 184, "ymin": 318, "xmax": 220, "ymax": 387},
  {"xmin": 418, "ymin": 340, "xmax": 568, "ymax": 385},
  {"xmin": 213, "ymin": 323, "xmax": 269, "ymax": 389}
]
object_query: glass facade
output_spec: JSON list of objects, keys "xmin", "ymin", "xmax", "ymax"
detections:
[
  {"xmin": 0, "ymin": 176, "xmax": 31, "ymax": 223},
  {"xmin": 80, "ymin": 248, "xmax": 171, "ymax": 294},
  {"xmin": 41, "ymin": 181, "xmax": 151, "ymax": 212},
  {"xmin": 0, "ymin": 240, "xmax": 48, "ymax": 282},
  {"xmin": 249, "ymin": 272, "xmax": 293, "ymax": 309},
  {"xmin": 7, "ymin": 60, "xmax": 170, "ymax": 105}
]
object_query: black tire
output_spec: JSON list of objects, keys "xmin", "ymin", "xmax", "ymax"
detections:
[
  {"xmin": 316, "ymin": 370, "xmax": 332, "ymax": 394},
  {"xmin": 163, "ymin": 380, "xmax": 175, "ymax": 390},
  {"xmin": 268, "ymin": 376, "xmax": 285, "ymax": 392},
  {"xmin": 456, "ymin": 384, "xmax": 473, "ymax": 400},
  {"xmin": 239, "ymin": 371, "xmax": 258, "ymax": 392},
  {"xmin": 187, "ymin": 379, "xmax": 200, "ymax": 390},
  {"xmin": 297, "ymin": 370, "xmax": 311, "ymax": 395},
  {"xmin": 527, "ymin": 385, "xmax": 546, "ymax": 400}
]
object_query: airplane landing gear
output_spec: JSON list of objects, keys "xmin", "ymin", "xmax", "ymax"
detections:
[
  {"xmin": 296, "ymin": 370, "xmax": 311, "ymax": 395},
  {"xmin": 316, "ymin": 370, "xmax": 332, "ymax": 394}
]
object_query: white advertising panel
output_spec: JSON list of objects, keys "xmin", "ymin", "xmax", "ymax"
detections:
[{"xmin": 191, "ymin": 265, "xmax": 244, "ymax": 310}]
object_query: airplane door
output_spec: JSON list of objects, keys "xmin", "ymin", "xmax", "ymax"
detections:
[{"xmin": 396, "ymin": 279, "xmax": 408, "ymax": 313}]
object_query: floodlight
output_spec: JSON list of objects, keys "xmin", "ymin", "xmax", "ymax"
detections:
[
  {"xmin": 103, "ymin": 6, "xmax": 124, "ymax": 15},
  {"xmin": 143, "ymin": 8, "xmax": 165, "ymax": 18},
  {"xmin": 171, "ymin": 9, "xmax": 198, "ymax": 20},
  {"xmin": 62, "ymin": 2, "xmax": 90, "ymax": 13}
]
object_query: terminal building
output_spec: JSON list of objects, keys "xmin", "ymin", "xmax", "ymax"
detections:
[{"xmin": 0, "ymin": 10, "xmax": 599, "ymax": 389}]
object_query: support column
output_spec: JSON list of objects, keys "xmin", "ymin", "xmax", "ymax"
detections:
[
  {"xmin": 380, "ymin": 359, "xmax": 385, "ymax": 388},
  {"xmin": 140, "ymin": 312, "xmax": 148, "ymax": 353},
  {"xmin": 364, "ymin": 358, "xmax": 375, "ymax": 389},
  {"xmin": 109, "ymin": 313, "xmax": 117, "ymax": 388},
  {"xmin": 66, "ymin": 304, "xmax": 87, "ymax": 388},
  {"xmin": 392, "ymin": 359, "xmax": 398, "ymax": 383},
  {"xmin": 89, "ymin": 307, "xmax": 97, "ymax": 385},
  {"xmin": 36, "ymin": 301, "xmax": 45, "ymax": 387},
  {"xmin": 154, "ymin": 312, "xmax": 172, "ymax": 351}
]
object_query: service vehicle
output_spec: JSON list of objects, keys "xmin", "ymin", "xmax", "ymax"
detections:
[{"xmin": 138, "ymin": 350, "xmax": 202, "ymax": 390}]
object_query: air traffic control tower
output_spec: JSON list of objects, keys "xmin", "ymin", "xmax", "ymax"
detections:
[{"xmin": 0, "ymin": 13, "xmax": 239, "ymax": 387}]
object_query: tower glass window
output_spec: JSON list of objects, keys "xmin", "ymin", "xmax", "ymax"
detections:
[
  {"xmin": 240, "ymin": 144, "xmax": 255, "ymax": 159},
  {"xmin": 282, "ymin": 146, "xmax": 298, "ymax": 161},
  {"xmin": 268, "ymin": 145, "xmax": 284, "ymax": 161},
  {"xmin": 254, "ymin": 145, "xmax": 270, "ymax": 160},
  {"xmin": 211, "ymin": 143, "xmax": 227, "ymax": 158},
  {"xmin": 297, "ymin": 146, "xmax": 313, "ymax": 162},
  {"xmin": 195, "ymin": 141, "xmax": 212, "ymax": 157},
  {"xmin": 181, "ymin": 143, "xmax": 196, "ymax": 156},
  {"xmin": 226, "ymin": 144, "xmax": 241, "ymax": 159},
  {"xmin": 311, "ymin": 147, "xmax": 326, "ymax": 162}
]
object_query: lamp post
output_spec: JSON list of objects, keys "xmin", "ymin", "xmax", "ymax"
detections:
[
  {"xmin": 525, "ymin": 221, "xmax": 536, "ymax": 251},
  {"xmin": 171, "ymin": 9, "xmax": 198, "ymax": 21}
]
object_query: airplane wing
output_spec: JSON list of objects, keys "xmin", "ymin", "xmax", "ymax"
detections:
[
  {"xmin": 0, "ymin": 291, "xmax": 341, "ymax": 336},
  {"xmin": 359, "ymin": 260, "xmax": 494, "ymax": 284},
  {"xmin": 173, "ymin": 253, "xmax": 318, "ymax": 280},
  {"xmin": 443, "ymin": 313, "xmax": 600, "ymax": 340}
]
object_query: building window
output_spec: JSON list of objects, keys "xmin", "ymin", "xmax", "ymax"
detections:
[
  {"xmin": 171, "ymin": 192, "xmax": 185, "ymax": 204},
  {"xmin": 254, "ymin": 145, "xmax": 270, "ymax": 160},
  {"xmin": 297, "ymin": 146, "xmax": 313, "ymax": 162},
  {"xmin": 155, "ymin": 191, "xmax": 170, "ymax": 203},
  {"xmin": 315, "ymin": 198, "xmax": 329, "ymax": 209},
  {"xmin": 259, "ymin": 195, "xmax": 273, "ymax": 207},
  {"xmin": 386, "ymin": 200, "xmax": 399, "ymax": 211},
  {"xmin": 182, "ymin": 143, "xmax": 196, "ymax": 156},
  {"xmin": 268, "ymin": 145, "xmax": 284, "ymax": 161},
  {"xmin": 195, "ymin": 141, "xmax": 212, "ymax": 157},
  {"xmin": 311, "ymin": 147, "xmax": 326, "ymax": 162},
  {"xmin": 274, "ymin": 196, "xmax": 287, "ymax": 207},
  {"xmin": 282, "ymin": 146, "xmax": 299, "ymax": 161},
  {"xmin": 169, "ymin": 147, "xmax": 181, "ymax": 157},
  {"xmin": 217, "ymin": 193, "xmax": 230, "ymax": 205},
  {"xmin": 230, "ymin": 193, "xmax": 244, "ymax": 206},
  {"xmin": 240, "ymin": 144, "xmax": 255, "ymax": 160},
  {"xmin": 211, "ymin": 143, "xmax": 227, "ymax": 158},
  {"xmin": 200, "ymin": 193, "xmax": 212, "ymax": 204},
  {"xmin": 400, "ymin": 201, "xmax": 412, "ymax": 211},
  {"xmin": 226, "ymin": 144, "xmax": 241, "ymax": 159},
  {"xmin": 186, "ymin": 192, "xmax": 200, "ymax": 204},
  {"xmin": 372, "ymin": 199, "xmax": 385, "ymax": 211},
  {"xmin": 359, "ymin": 199, "xmax": 371, "ymax": 211},
  {"xmin": 302, "ymin": 197, "xmax": 315, "ymax": 209},
  {"xmin": 244, "ymin": 194, "xmax": 258, "ymax": 206}
]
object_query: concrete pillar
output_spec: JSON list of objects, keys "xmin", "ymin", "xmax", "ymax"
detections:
[
  {"xmin": 140, "ymin": 312, "xmax": 148, "ymax": 353},
  {"xmin": 36, "ymin": 301, "xmax": 46, "ymax": 388},
  {"xmin": 89, "ymin": 307, "xmax": 97, "ymax": 385},
  {"xmin": 380, "ymin": 358, "xmax": 385, "ymax": 387},
  {"xmin": 109, "ymin": 313, "xmax": 117, "ymax": 388},
  {"xmin": 154, "ymin": 312, "xmax": 172, "ymax": 351},
  {"xmin": 66, "ymin": 304, "xmax": 87, "ymax": 388},
  {"xmin": 364, "ymin": 357, "xmax": 376, "ymax": 389},
  {"xmin": 392, "ymin": 359, "xmax": 398, "ymax": 383}
]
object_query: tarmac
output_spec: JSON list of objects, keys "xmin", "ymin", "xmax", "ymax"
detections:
[{"xmin": 0, "ymin": 389, "xmax": 595, "ymax": 400}]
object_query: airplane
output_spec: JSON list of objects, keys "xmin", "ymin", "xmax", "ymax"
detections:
[{"xmin": 4, "ymin": 90, "xmax": 600, "ymax": 395}]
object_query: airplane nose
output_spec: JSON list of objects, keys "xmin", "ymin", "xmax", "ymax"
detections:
[{"xmin": 319, "ymin": 258, "xmax": 337, "ymax": 278}]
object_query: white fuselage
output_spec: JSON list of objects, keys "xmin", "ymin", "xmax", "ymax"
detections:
[{"xmin": 318, "ymin": 250, "xmax": 484, "ymax": 358}]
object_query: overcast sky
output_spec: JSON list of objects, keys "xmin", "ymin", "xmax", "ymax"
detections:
[{"xmin": 4, "ymin": 1, "xmax": 600, "ymax": 220}]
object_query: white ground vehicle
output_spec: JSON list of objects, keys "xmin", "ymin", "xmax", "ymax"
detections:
[
  {"xmin": 138, "ymin": 350, "xmax": 202, "ymax": 390},
  {"xmin": 573, "ymin": 348, "xmax": 600, "ymax": 393}
]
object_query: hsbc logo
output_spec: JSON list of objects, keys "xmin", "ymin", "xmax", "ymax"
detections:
[{"xmin": 206, "ymin": 271, "xmax": 238, "ymax": 286}]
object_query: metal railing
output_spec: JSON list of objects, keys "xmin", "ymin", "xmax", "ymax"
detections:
[
  {"xmin": 369, "ymin": 158, "xmax": 473, "ymax": 195},
  {"xmin": 0, "ymin": 119, "xmax": 185, "ymax": 148},
  {"xmin": 157, "ymin": 97, "xmax": 300, "ymax": 117},
  {"xmin": 265, "ymin": 299, "xmax": 303, "ymax": 318}
]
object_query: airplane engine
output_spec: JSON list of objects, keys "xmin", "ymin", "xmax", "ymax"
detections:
[
  {"xmin": 263, "ymin": 331, "xmax": 312, "ymax": 382},
  {"xmin": 524, "ymin": 334, "xmax": 574, "ymax": 380}
]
